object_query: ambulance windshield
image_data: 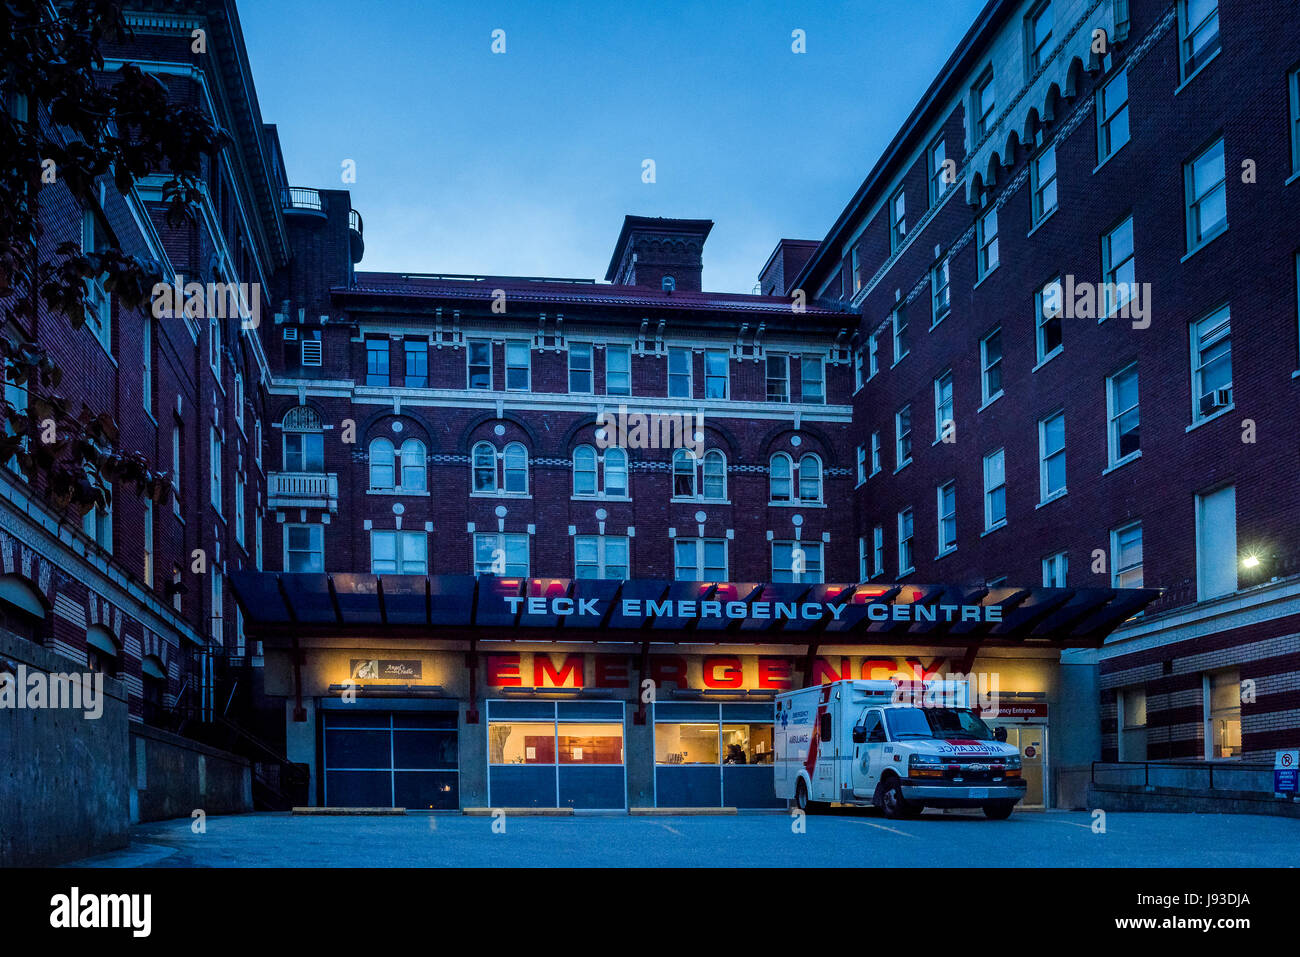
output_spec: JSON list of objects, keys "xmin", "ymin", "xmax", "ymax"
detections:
[{"xmin": 884, "ymin": 707, "xmax": 994, "ymax": 741}]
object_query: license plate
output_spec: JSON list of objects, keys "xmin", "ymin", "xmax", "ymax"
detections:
[{"xmin": 968, "ymin": 788, "xmax": 989, "ymax": 799}]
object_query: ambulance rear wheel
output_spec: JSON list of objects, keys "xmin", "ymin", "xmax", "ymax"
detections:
[
  {"xmin": 794, "ymin": 779, "xmax": 812, "ymax": 812},
  {"xmin": 983, "ymin": 801, "xmax": 1016, "ymax": 820}
]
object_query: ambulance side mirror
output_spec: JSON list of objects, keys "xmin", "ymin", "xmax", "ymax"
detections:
[
  {"xmin": 852, "ymin": 725, "xmax": 867, "ymax": 744},
  {"xmin": 994, "ymin": 727, "xmax": 1008, "ymax": 743}
]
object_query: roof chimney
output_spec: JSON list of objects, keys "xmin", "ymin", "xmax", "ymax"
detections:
[{"xmin": 605, "ymin": 216, "xmax": 713, "ymax": 293}]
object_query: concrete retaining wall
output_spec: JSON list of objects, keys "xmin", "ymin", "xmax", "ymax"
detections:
[
  {"xmin": 1089, "ymin": 784, "xmax": 1300, "ymax": 818},
  {"xmin": 130, "ymin": 723, "xmax": 253, "ymax": 823}
]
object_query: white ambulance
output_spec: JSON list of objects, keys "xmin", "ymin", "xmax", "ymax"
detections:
[{"xmin": 774, "ymin": 679, "xmax": 1027, "ymax": 819}]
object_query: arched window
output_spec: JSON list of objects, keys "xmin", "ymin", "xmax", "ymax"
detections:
[
  {"xmin": 702, "ymin": 450, "xmax": 727, "ymax": 500},
  {"xmin": 604, "ymin": 447, "xmax": 629, "ymax": 497},
  {"xmin": 472, "ymin": 442, "xmax": 496, "ymax": 493},
  {"xmin": 85, "ymin": 624, "xmax": 120, "ymax": 677},
  {"xmin": 769, "ymin": 453, "xmax": 793, "ymax": 503},
  {"xmin": 503, "ymin": 442, "xmax": 528, "ymax": 494},
  {"xmin": 400, "ymin": 439, "xmax": 426, "ymax": 491},
  {"xmin": 0, "ymin": 574, "xmax": 47, "ymax": 643},
  {"xmin": 282, "ymin": 406, "xmax": 324, "ymax": 472},
  {"xmin": 369, "ymin": 438, "xmax": 396, "ymax": 489},
  {"xmin": 672, "ymin": 449, "xmax": 697, "ymax": 498},
  {"xmin": 142, "ymin": 655, "xmax": 167, "ymax": 725},
  {"xmin": 798, "ymin": 454, "xmax": 823, "ymax": 503},
  {"xmin": 573, "ymin": 445, "xmax": 598, "ymax": 496},
  {"xmin": 233, "ymin": 373, "xmax": 244, "ymax": 429}
]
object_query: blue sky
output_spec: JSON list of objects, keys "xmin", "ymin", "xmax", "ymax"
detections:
[{"xmin": 241, "ymin": 1, "xmax": 986, "ymax": 293}]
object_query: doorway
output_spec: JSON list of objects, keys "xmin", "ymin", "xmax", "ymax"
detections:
[{"xmin": 1000, "ymin": 725, "xmax": 1047, "ymax": 808}]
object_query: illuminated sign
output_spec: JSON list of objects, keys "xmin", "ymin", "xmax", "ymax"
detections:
[
  {"xmin": 350, "ymin": 659, "xmax": 423, "ymax": 680},
  {"xmin": 501, "ymin": 596, "xmax": 1003, "ymax": 623}
]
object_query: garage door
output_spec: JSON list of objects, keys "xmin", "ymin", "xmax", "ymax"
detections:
[{"xmin": 322, "ymin": 706, "xmax": 459, "ymax": 809}]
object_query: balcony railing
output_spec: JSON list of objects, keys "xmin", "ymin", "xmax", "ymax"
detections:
[
  {"xmin": 280, "ymin": 186, "xmax": 324, "ymax": 213},
  {"xmin": 349, "ymin": 208, "xmax": 363, "ymax": 236},
  {"xmin": 268, "ymin": 471, "xmax": 338, "ymax": 512}
]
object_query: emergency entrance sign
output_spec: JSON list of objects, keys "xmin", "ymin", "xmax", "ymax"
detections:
[{"xmin": 1275, "ymin": 750, "xmax": 1299, "ymax": 794}]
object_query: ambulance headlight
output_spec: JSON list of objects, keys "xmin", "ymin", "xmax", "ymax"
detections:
[
  {"xmin": 1001, "ymin": 755, "xmax": 1022, "ymax": 770},
  {"xmin": 909, "ymin": 754, "xmax": 944, "ymax": 766}
]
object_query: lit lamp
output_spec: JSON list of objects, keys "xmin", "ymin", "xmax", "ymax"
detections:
[{"xmin": 1241, "ymin": 555, "xmax": 1260, "ymax": 570}]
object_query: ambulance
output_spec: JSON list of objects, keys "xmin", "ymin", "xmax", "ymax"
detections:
[{"xmin": 774, "ymin": 679, "xmax": 1027, "ymax": 819}]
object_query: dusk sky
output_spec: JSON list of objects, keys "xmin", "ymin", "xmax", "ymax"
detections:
[{"xmin": 241, "ymin": 1, "xmax": 987, "ymax": 293}]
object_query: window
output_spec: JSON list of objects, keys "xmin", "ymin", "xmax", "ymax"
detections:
[
  {"xmin": 171, "ymin": 565, "xmax": 183, "ymax": 612},
  {"xmin": 983, "ymin": 449, "xmax": 1006, "ymax": 531},
  {"xmin": 797, "ymin": 454, "xmax": 822, "ymax": 503},
  {"xmin": 369, "ymin": 438, "xmax": 395, "ymax": 489},
  {"xmin": 605, "ymin": 345, "xmax": 631, "ymax": 396},
  {"xmin": 400, "ymin": 439, "xmax": 426, "ymax": 490},
  {"xmin": 1038, "ymin": 411, "xmax": 1066, "ymax": 502},
  {"xmin": 674, "ymin": 449, "xmax": 699, "ymax": 498},
  {"xmin": 704, "ymin": 349, "xmax": 729, "ymax": 399},
  {"xmin": 972, "ymin": 70, "xmax": 996, "ymax": 140},
  {"xmin": 82, "ymin": 482, "xmax": 112, "ymax": 551},
  {"xmin": 285, "ymin": 524, "xmax": 324, "ymax": 573},
  {"xmin": 765, "ymin": 354, "xmax": 789, "ymax": 402},
  {"xmin": 1291, "ymin": 68, "xmax": 1300, "ymax": 176},
  {"xmin": 769, "ymin": 453, "xmax": 820, "ymax": 505},
  {"xmin": 283, "ymin": 327, "xmax": 321, "ymax": 367},
  {"xmin": 365, "ymin": 339, "xmax": 390, "ymax": 387},
  {"xmin": 929, "ymin": 135, "xmax": 950, "ymax": 204},
  {"xmin": 701, "ymin": 449, "xmax": 725, "ymax": 500},
  {"xmin": 1101, "ymin": 216, "xmax": 1136, "ymax": 318},
  {"xmin": 254, "ymin": 419, "xmax": 262, "ymax": 469},
  {"xmin": 505, "ymin": 341, "xmax": 530, "ymax": 391},
  {"xmin": 668, "ymin": 347, "xmax": 691, "ymax": 398},
  {"xmin": 891, "ymin": 306, "xmax": 909, "ymax": 364},
  {"xmin": 371, "ymin": 438, "xmax": 426, "ymax": 492},
  {"xmin": 234, "ymin": 472, "xmax": 245, "ymax": 547},
  {"xmin": 889, "ymin": 188, "xmax": 907, "ymax": 250},
  {"xmin": 142, "ymin": 320, "xmax": 153, "ymax": 415},
  {"xmin": 210, "ymin": 565, "xmax": 223, "ymax": 646},
  {"xmin": 856, "ymin": 446, "xmax": 866, "ymax": 485},
  {"xmin": 870, "ymin": 432, "xmax": 881, "ymax": 475},
  {"xmin": 1195, "ymin": 485, "xmax": 1237, "ymax": 600},
  {"xmin": 800, "ymin": 356, "xmax": 825, "ymax": 403},
  {"xmin": 143, "ymin": 500, "xmax": 154, "ymax": 586},
  {"xmin": 171, "ymin": 422, "xmax": 182, "ymax": 511},
  {"xmin": 895, "ymin": 406, "xmax": 912, "ymax": 469},
  {"xmin": 503, "ymin": 442, "xmax": 528, "ymax": 494},
  {"xmin": 853, "ymin": 346, "xmax": 865, "ymax": 390},
  {"xmin": 937, "ymin": 482, "xmax": 956, "ymax": 554},
  {"xmin": 405, "ymin": 339, "xmax": 428, "ymax": 388},
  {"xmin": 81, "ymin": 210, "xmax": 112, "ymax": 352},
  {"xmin": 980, "ymin": 328, "xmax": 1003, "ymax": 404},
  {"xmin": 675, "ymin": 538, "xmax": 727, "ymax": 581},
  {"xmin": 1042, "ymin": 551, "xmax": 1067, "ymax": 587},
  {"xmin": 233, "ymin": 372, "xmax": 245, "ymax": 432},
  {"xmin": 1179, "ymin": 0, "xmax": 1220, "ymax": 82},
  {"xmin": 1204, "ymin": 669, "xmax": 1240, "ymax": 759},
  {"xmin": 210, "ymin": 426, "xmax": 223, "ymax": 511},
  {"xmin": 1111, "ymin": 521, "xmax": 1143, "ymax": 588},
  {"xmin": 1097, "ymin": 69, "xmax": 1130, "ymax": 163},
  {"xmin": 282, "ymin": 415, "xmax": 324, "ymax": 473},
  {"xmin": 573, "ymin": 445, "xmax": 598, "ymax": 496},
  {"xmin": 1030, "ymin": 146, "xmax": 1057, "ymax": 223},
  {"xmin": 897, "ymin": 509, "xmax": 914, "ymax": 574},
  {"xmin": 1107, "ymin": 363, "xmax": 1140, "ymax": 465},
  {"xmin": 1190, "ymin": 305, "xmax": 1232, "ymax": 420},
  {"xmin": 1185, "ymin": 137, "xmax": 1227, "ymax": 251},
  {"xmin": 575, "ymin": 535, "xmax": 629, "ymax": 579},
  {"xmin": 474, "ymin": 532, "xmax": 528, "ymax": 576},
  {"xmin": 977, "ymin": 207, "xmax": 999, "ymax": 278},
  {"xmin": 934, "ymin": 372, "xmax": 953, "ymax": 442},
  {"xmin": 872, "ymin": 526, "xmax": 884, "ymax": 576},
  {"xmin": 859, "ymin": 536, "xmax": 869, "ymax": 582},
  {"xmin": 931, "ymin": 258, "xmax": 950, "ymax": 326},
  {"xmin": 851, "ymin": 246, "xmax": 862, "ymax": 294},
  {"xmin": 772, "ymin": 541, "xmax": 823, "ymax": 584},
  {"xmin": 573, "ymin": 445, "xmax": 629, "ymax": 498},
  {"xmin": 371, "ymin": 530, "xmax": 427, "ymax": 575},
  {"xmin": 867, "ymin": 334, "xmax": 879, "ymax": 379},
  {"xmin": 1025, "ymin": 1, "xmax": 1053, "ymax": 73},
  {"xmin": 569, "ymin": 343, "xmax": 593, "ymax": 393},
  {"xmin": 209, "ymin": 316, "xmax": 223, "ymax": 377},
  {"xmin": 1035, "ymin": 277, "xmax": 1064, "ymax": 361},
  {"xmin": 467, "ymin": 339, "xmax": 492, "ymax": 389},
  {"xmin": 472, "ymin": 441, "xmax": 529, "ymax": 495},
  {"xmin": 255, "ymin": 509, "xmax": 263, "ymax": 571}
]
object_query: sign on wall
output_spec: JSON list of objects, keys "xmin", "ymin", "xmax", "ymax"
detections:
[{"xmin": 350, "ymin": 659, "xmax": 423, "ymax": 680}]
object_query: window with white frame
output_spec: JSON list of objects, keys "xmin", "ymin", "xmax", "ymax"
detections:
[
  {"xmin": 892, "ymin": 306, "xmax": 909, "ymax": 364},
  {"xmin": 575, "ymin": 535, "xmax": 629, "ymax": 579},
  {"xmin": 143, "ymin": 499, "xmax": 154, "ymax": 586},
  {"xmin": 234, "ymin": 471, "xmax": 245, "ymax": 547},
  {"xmin": 574, "ymin": 444, "xmax": 630, "ymax": 498},
  {"xmin": 285, "ymin": 524, "xmax": 323, "ymax": 573},
  {"xmin": 675, "ymin": 538, "xmax": 727, "ymax": 581},
  {"xmin": 505, "ymin": 341, "xmax": 530, "ymax": 391},
  {"xmin": 972, "ymin": 69, "xmax": 995, "ymax": 140},
  {"xmin": 1097, "ymin": 69, "xmax": 1130, "ymax": 163},
  {"xmin": 171, "ymin": 421, "xmax": 182, "ymax": 511},
  {"xmin": 929, "ymin": 135, "xmax": 949, "ymax": 204},
  {"xmin": 1042, "ymin": 551, "xmax": 1068, "ymax": 587},
  {"xmin": 82, "ymin": 481, "xmax": 112, "ymax": 550},
  {"xmin": 768, "ymin": 452, "xmax": 821, "ymax": 504},
  {"xmin": 870, "ymin": 431, "xmax": 881, "ymax": 476},
  {"xmin": 1190, "ymin": 305, "xmax": 1232, "ymax": 420},
  {"xmin": 1107, "ymin": 363, "xmax": 1140, "ymax": 465},
  {"xmin": 980, "ymin": 327, "xmax": 1003, "ymax": 404},
  {"xmin": 977, "ymin": 206, "xmax": 999, "ymax": 278},
  {"xmin": 1025, "ymin": 1, "xmax": 1053, "ymax": 74},
  {"xmin": 704, "ymin": 348, "xmax": 729, "ymax": 399},
  {"xmin": 210, "ymin": 565, "xmax": 223, "ymax": 645},
  {"xmin": 1111, "ymin": 521, "xmax": 1143, "ymax": 588},
  {"xmin": 81, "ymin": 210, "xmax": 112, "ymax": 353},
  {"xmin": 937, "ymin": 482, "xmax": 957, "ymax": 555},
  {"xmin": 365, "ymin": 338, "xmax": 390, "ymax": 387},
  {"xmin": 210, "ymin": 315, "xmax": 225, "ymax": 380},
  {"xmin": 1195, "ymin": 485, "xmax": 1237, "ymax": 600},
  {"xmin": 254, "ymin": 419, "xmax": 262, "ymax": 469},
  {"xmin": 853, "ymin": 345, "xmax": 865, "ymax": 390},
  {"xmin": 1030, "ymin": 146, "xmax": 1058, "ymax": 224},
  {"xmin": 1185, "ymin": 136, "xmax": 1227, "ymax": 251},
  {"xmin": 859, "ymin": 536, "xmax": 869, "ymax": 582},
  {"xmin": 1035, "ymin": 276, "xmax": 1064, "ymax": 361},
  {"xmin": 474, "ymin": 532, "xmax": 529, "ymax": 576},
  {"xmin": 370, "ymin": 437, "xmax": 426, "ymax": 492},
  {"xmin": 210, "ymin": 425, "xmax": 222, "ymax": 512},
  {"xmin": 467, "ymin": 339, "xmax": 492, "ymax": 389},
  {"xmin": 233, "ymin": 372, "xmax": 245, "ymax": 432},
  {"xmin": 897, "ymin": 509, "xmax": 915, "ymax": 574},
  {"xmin": 867, "ymin": 334, "xmax": 879, "ymax": 378},
  {"xmin": 872, "ymin": 525, "xmax": 884, "ymax": 576},
  {"xmin": 931, "ymin": 257, "xmax": 950, "ymax": 326},
  {"xmin": 405, "ymin": 338, "xmax": 429, "ymax": 387},
  {"xmin": 1178, "ymin": 0, "xmax": 1220, "ymax": 82},
  {"xmin": 254, "ymin": 509, "xmax": 263, "ymax": 571},
  {"xmin": 800, "ymin": 356, "xmax": 825, "ymax": 404},
  {"xmin": 142, "ymin": 320, "xmax": 153, "ymax": 416},
  {"xmin": 605, "ymin": 344, "xmax": 632, "ymax": 396},
  {"xmin": 282, "ymin": 407, "xmax": 324, "ymax": 472},
  {"xmin": 765, "ymin": 353, "xmax": 789, "ymax": 402},
  {"xmin": 569, "ymin": 342, "xmax": 594, "ymax": 394},
  {"xmin": 1101, "ymin": 215, "xmax": 1136, "ymax": 318},
  {"xmin": 1038, "ymin": 411, "xmax": 1066, "ymax": 502},
  {"xmin": 983, "ymin": 448, "xmax": 1006, "ymax": 531},
  {"xmin": 772, "ymin": 541, "xmax": 823, "ymax": 584},
  {"xmin": 668, "ymin": 347, "xmax": 692, "ymax": 398},
  {"xmin": 1291, "ymin": 67, "xmax": 1300, "ymax": 177},
  {"xmin": 889, "ymin": 188, "xmax": 907, "ymax": 250},
  {"xmin": 851, "ymin": 246, "xmax": 862, "ymax": 294},
  {"xmin": 934, "ymin": 372, "xmax": 953, "ymax": 442},
  {"xmin": 856, "ymin": 446, "xmax": 866, "ymax": 485},
  {"xmin": 471, "ymin": 441, "xmax": 529, "ymax": 495},
  {"xmin": 371, "ymin": 529, "xmax": 427, "ymax": 575},
  {"xmin": 895, "ymin": 406, "xmax": 912, "ymax": 469}
]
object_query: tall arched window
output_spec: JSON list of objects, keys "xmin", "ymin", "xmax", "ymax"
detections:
[
  {"xmin": 702, "ymin": 450, "xmax": 727, "ymax": 500},
  {"xmin": 370, "ymin": 438, "xmax": 396, "ymax": 489},
  {"xmin": 282, "ymin": 406, "xmax": 324, "ymax": 472},
  {"xmin": 503, "ymin": 442, "xmax": 529, "ymax": 494},
  {"xmin": 472, "ymin": 442, "xmax": 496, "ymax": 492},
  {"xmin": 573, "ymin": 445, "xmax": 598, "ymax": 496},
  {"xmin": 400, "ymin": 439, "xmax": 426, "ymax": 490},
  {"xmin": 604, "ymin": 447, "xmax": 629, "ymax": 497},
  {"xmin": 769, "ymin": 453, "xmax": 793, "ymax": 503},
  {"xmin": 798, "ymin": 454, "xmax": 823, "ymax": 503},
  {"xmin": 673, "ymin": 449, "xmax": 697, "ymax": 498}
]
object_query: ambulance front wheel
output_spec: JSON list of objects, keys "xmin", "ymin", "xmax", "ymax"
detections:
[{"xmin": 983, "ymin": 801, "xmax": 1017, "ymax": 820}]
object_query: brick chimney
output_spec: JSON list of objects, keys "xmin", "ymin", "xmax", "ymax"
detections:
[{"xmin": 604, "ymin": 216, "xmax": 714, "ymax": 293}]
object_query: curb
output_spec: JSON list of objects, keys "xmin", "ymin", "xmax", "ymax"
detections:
[
  {"xmin": 292, "ymin": 807, "xmax": 407, "ymax": 816},
  {"xmin": 630, "ymin": 807, "xmax": 738, "ymax": 816},
  {"xmin": 463, "ymin": 807, "xmax": 574, "ymax": 816}
]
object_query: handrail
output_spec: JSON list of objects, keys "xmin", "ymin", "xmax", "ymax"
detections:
[
  {"xmin": 349, "ymin": 208, "xmax": 363, "ymax": 236},
  {"xmin": 280, "ymin": 186, "xmax": 323, "ymax": 212}
]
